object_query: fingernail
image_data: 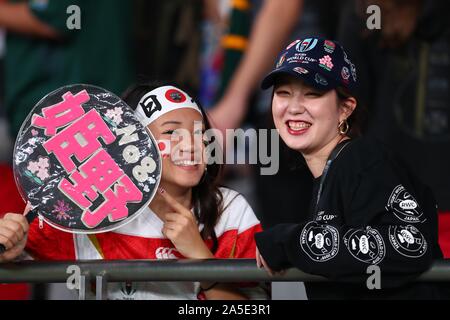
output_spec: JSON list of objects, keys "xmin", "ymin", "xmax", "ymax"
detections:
[{"xmin": 158, "ymin": 187, "xmax": 165, "ymax": 194}]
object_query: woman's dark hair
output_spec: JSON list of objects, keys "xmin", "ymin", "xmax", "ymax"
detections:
[
  {"xmin": 121, "ymin": 79, "xmax": 224, "ymax": 253},
  {"xmin": 335, "ymin": 86, "xmax": 367, "ymax": 139}
]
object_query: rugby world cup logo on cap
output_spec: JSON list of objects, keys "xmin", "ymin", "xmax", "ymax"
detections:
[
  {"xmin": 295, "ymin": 38, "xmax": 318, "ymax": 53},
  {"xmin": 286, "ymin": 39, "xmax": 300, "ymax": 50}
]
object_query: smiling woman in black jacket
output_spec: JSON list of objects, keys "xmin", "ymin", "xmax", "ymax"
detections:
[{"xmin": 254, "ymin": 37, "xmax": 445, "ymax": 299}]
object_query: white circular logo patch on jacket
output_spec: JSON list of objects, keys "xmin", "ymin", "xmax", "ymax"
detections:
[
  {"xmin": 300, "ymin": 222, "xmax": 339, "ymax": 262},
  {"xmin": 344, "ymin": 227, "xmax": 385, "ymax": 264},
  {"xmin": 388, "ymin": 225, "xmax": 428, "ymax": 258},
  {"xmin": 387, "ymin": 185, "xmax": 425, "ymax": 223}
]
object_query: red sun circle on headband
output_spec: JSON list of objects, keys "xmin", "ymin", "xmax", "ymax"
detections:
[{"xmin": 165, "ymin": 89, "xmax": 186, "ymax": 103}]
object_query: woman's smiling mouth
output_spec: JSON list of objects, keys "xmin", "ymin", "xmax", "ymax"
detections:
[
  {"xmin": 286, "ymin": 120, "xmax": 311, "ymax": 135},
  {"xmin": 172, "ymin": 159, "xmax": 200, "ymax": 171}
]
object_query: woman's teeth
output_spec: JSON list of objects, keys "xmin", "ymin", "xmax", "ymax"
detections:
[
  {"xmin": 174, "ymin": 160, "xmax": 197, "ymax": 166},
  {"xmin": 287, "ymin": 121, "xmax": 311, "ymax": 131}
]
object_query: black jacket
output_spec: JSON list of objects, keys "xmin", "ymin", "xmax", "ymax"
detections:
[{"xmin": 255, "ymin": 137, "xmax": 446, "ymax": 299}]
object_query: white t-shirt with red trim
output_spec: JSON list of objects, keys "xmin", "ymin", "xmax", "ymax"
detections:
[{"xmin": 26, "ymin": 188, "xmax": 265, "ymax": 300}]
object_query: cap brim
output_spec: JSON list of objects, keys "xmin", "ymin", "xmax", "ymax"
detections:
[{"xmin": 260, "ymin": 66, "xmax": 337, "ymax": 91}]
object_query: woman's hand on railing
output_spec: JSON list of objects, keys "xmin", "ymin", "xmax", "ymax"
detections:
[
  {"xmin": 256, "ymin": 246, "xmax": 286, "ymax": 276},
  {"xmin": 0, "ymin": 213, "xmax": 29, "ymax": 263}
]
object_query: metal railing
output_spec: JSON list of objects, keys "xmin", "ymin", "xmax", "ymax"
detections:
[{"xmin": 1, "ymin": 259, "xmax": 449, "ymax": 299}]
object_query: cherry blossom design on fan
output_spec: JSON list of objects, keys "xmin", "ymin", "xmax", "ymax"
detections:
[
  {"xmin": 105, "ymin": 107, "xmax": 124, "ymax": 126},
  {"xmin": 25, "ymin": 156, "xmax": 51, "ymax": 185}
]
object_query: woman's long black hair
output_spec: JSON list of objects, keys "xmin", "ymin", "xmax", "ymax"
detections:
[{"xmin": 122, "ymin": 80, "xmax": 224, "ymax": 253}]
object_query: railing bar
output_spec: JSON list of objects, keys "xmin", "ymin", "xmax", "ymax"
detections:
[{"xmin": 0, "ymin": 259, "xmax": 449, "ymax": 283}]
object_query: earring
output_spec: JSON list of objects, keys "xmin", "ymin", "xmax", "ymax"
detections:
[{"xmin": 338, "ymin": 119, "xmax": 349, "ymax": 135}]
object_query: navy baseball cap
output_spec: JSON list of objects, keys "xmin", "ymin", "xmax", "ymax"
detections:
[{"xmin": 261, "ymin": 37, "xmax": 358, "ymax": 94}]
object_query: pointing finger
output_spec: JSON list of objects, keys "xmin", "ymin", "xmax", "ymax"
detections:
[{"xmin": 158, "ymin": 188, "xmax": 192, "ymax": 218}]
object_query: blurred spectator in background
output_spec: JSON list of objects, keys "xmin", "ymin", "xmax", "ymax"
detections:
[
  {"xmin": 0, "ymin": 0, "xmax": 133, "ymax": 140},
  {"xmin": 338, "ymin": 0, "xmax": 450, "ymax": 256},
  {"xmin": 132, "ymin": 0, "xmax": 204, "ymax": 94}
]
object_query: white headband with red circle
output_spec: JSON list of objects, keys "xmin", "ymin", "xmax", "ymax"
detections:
[{"xmin": 134, "ymin": 85, "xmax": 203, "ymax": 127}]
